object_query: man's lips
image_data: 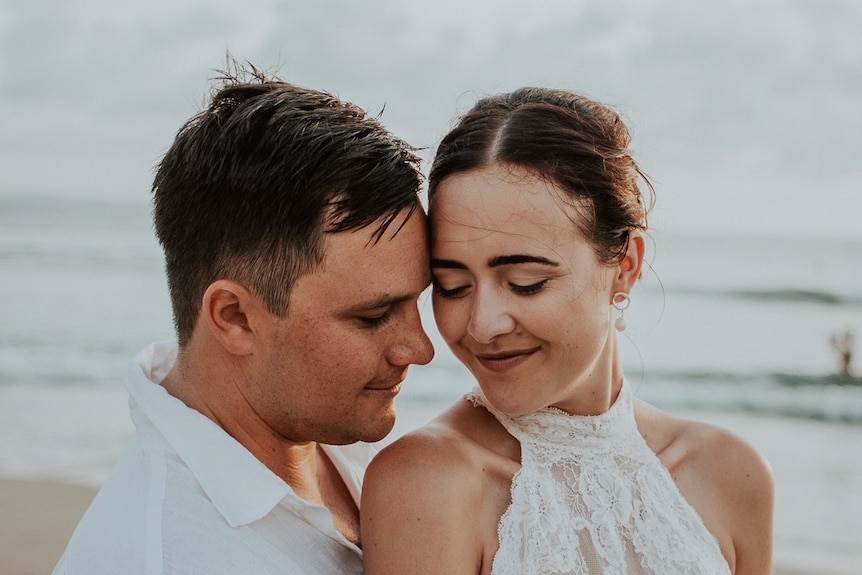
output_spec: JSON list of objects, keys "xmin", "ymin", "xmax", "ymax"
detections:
[
  {"xmin": 474, "ymin": 347, "xmax": 540, "ymax": 373},
  {"xmin": 362, "ymin": 383, "xmax": 402, "ymax": 398},
  {"xmin": 363, "ymin": 375, "xmax": 405, "ymax": 393}
]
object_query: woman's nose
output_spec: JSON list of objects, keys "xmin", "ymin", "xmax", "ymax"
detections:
[{"xmin": 467, "ymin": 289, "xmax": 516, "ymax": 344}]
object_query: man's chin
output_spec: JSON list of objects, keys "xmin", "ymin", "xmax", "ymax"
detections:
[
  {"xmin": 361, "ymin": 415, "xmax": 397, "ymax": 444},
  {"xmin": 325, "ymin": 410, "xmax": 397, "ymax": 445}
]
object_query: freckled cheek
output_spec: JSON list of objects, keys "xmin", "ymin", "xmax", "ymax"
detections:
[
  {"xmin": 320, "ymin": 343, "xmax": 382, "ymax": 391},
  {"xmin": 304, "ymin": 327, "xmax": 366, "ymax": 367}
]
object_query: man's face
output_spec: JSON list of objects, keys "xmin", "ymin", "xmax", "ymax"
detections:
[{"xmin": 250, "ymin": 207, "xmax": 434, "ymax": 445}]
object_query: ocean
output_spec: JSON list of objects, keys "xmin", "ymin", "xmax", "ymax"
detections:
[{"xmin": 3, "ymin": 193, "xmax": 861, "ymax": 423}]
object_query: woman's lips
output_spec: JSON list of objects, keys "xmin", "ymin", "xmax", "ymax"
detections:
[{"xmin": 474, "ymin": 348, "xmax": 539, "ymax": 373}]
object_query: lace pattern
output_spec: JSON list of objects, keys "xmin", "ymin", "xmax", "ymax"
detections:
[{"xmin": 467, "ymin": 381, "xmax": 731, "ymax": 575}]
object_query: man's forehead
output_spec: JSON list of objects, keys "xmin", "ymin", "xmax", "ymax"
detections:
[
  {"xmin": 324, "ymin": 208, "xmax": 425, "ymax": 250},
  {"xmin": 324, "ymin": 201, "xmax": 425, "ymax": 239},
  {"xmin": 321, "ymin": 227, "xmax": 420, "ymax": 264},
  {"xmin": 305, "ymin": 210, "xmax": 428, "ymax": 290}
]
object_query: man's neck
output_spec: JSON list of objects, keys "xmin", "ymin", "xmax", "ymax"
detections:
[
  {"xmin": 161, "ymin": 350, "xmax": 360, "ymax": 544},
  {"xmin": 313, "ymin": 446, "xmax": 361, "ymax": 544}
]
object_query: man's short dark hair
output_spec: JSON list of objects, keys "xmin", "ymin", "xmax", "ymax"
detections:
[{"xmin": 152, "ymin": 63, "xmax": 423, "ymax": 346}]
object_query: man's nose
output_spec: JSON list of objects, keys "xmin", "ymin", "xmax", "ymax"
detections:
[{"xmin": 389, "ymin": 306, "xmax": 435, "ymax": 366}]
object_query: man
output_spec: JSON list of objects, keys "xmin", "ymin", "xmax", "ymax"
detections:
[{"xmin": 53, "ymin": 64, "xmax": 434, "ymax": 574}]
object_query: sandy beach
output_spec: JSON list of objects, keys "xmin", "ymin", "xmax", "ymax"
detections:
[
  {"xmin": 0, "ymin": 479, "xmax": 96, "ymax": 575},
  {"xmin": 0, "ymin": 473, "xmax": 846, "ymax": 575},
  {"xmin": 3, "ymin": 401, "xmax": 859, "ymax": 575}
]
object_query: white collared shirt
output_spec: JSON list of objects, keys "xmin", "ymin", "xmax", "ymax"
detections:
[{"xmin": 53, "ymin": 341, "xmax": 372, "ymax": 574}]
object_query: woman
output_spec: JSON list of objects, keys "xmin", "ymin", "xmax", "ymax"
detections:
[{"xmin": 361, "ymin": 88, "xmax": 774, "ymax": 575}]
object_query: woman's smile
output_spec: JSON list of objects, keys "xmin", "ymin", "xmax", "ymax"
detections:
[{"xmin": 473, "ymin": 347, "xmax": 541, "ymax": 373}]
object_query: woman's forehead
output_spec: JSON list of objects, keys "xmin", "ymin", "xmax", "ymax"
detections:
[
  {"xmin": 432, "ymin": 167, "xmax": 587, "ymax": 237},
  {"xmin": 430, "ymin": 169, "xmax": 595, "ymax": 265}
]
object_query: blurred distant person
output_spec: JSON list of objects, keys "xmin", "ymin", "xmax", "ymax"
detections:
[
  {"xmin": 831, "ymin": 330, "xmax": 855, "ymax": 377},
  {"xmin": 53, "ymin": 62, "xmax": 434, "ymax": 574},
  {"xmin": 362, "ymin": 87, "xmax": 774, "ymax": 575}
]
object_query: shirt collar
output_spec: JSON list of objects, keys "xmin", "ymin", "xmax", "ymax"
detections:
[{"xmin": 127, "ymin": 341, "xmax": 291, "ymax": 527}]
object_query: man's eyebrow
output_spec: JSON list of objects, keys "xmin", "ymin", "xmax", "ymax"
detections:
[
  {"xmin": 488, "ymin": 254, "xmax": 560, "ymax": 268},
  {"xmin": 344, "ymin": 294, "xmax": 413, "ymax": 313}
]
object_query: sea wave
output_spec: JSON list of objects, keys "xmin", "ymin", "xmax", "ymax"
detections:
[
  {"xmin": 628, "ymin": 370, "xmax": 862, "ymax": 424},
  {"xmin": 3, "ymin": 348, "xmax": 862, "ymax": 424},
  {"xmin": 0, "ymin": 346, "xmax": 130, "ymax": 388},
  {"xmin": 402, "ymin": 365, "xmax": 862, "ymax": 425},
  {"xmin": 664, "ymin": 287, "xmax": 862, "ymax": 307}
]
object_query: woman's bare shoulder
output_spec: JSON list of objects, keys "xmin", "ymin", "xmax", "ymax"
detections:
[
  {"xmin": 366, "ymin": 397, "xmax": 514, "ymax": 490},
  {"xmin": 635, "ymin": 400, "xmax": 775, "ymax": 574},
  {"xmin": 361, "ymin": 397, "xmax": 513, "ymax": 574},
  {"xmin": 636, "ymin": 400, "xmax": 773, "ymax": 494},
  {"xmin": 369, "ymin": 410, "xmax": 470, "ymax": 481}
]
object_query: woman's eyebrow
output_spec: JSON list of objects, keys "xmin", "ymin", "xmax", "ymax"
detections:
[
  {"xmin": 487, "ymin": 254, "xmax": 560, "ymax": 268},
  {"xmin": 431, "ymin": 255, "xmax": 560, "ymax": 269},
  {"xmin": 430, "ymin": 258, "xmax": 468, "ymax": 270}
]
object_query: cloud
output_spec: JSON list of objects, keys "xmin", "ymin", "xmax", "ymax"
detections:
[{"xmin": 1, "ymin": 0, "xmax": 860, "ymax": 237}]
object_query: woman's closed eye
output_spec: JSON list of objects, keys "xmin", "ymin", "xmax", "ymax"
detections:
[
  {"xmin": 432, "ymin": 281, "xmax": 471, "ymax": 299},
  {"xmin": 509, "ymin": 278, "xmax": 549, "ymax": 295},
  {"xmin": 433, "ymin": 277, "xmax": 550, "ymax": 298}
]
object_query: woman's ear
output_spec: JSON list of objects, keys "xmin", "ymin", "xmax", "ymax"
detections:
[
  {"xmin": 611, "ymin": 231, "xmax": 646, "ymax": 295},
  {"xmin": 200, "ymin": 279, "xmax": 260, "ymax": 356}
]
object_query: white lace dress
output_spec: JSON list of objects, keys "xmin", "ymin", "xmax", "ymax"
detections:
[{"xmin": 467, "ymin": 380, "xmax": 731, "ymax": 575}]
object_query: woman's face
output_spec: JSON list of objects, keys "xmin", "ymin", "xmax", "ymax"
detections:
[{"xmin": 430, "ymin": 164, "xmax": 627, "ymax": 416}]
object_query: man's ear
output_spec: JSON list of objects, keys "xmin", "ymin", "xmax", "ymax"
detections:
[
  {"xmin": 201, "ymin": 279, "xmax": 261, "ymax": 356},
  {"xmin": 611, "ymin": 231, "xmax": 646, "ymax": 295}
]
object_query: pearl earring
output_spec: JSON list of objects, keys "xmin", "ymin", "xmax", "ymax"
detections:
[{"xmin": 612, "ymin": 292, "xmax": 631, "ymax": 332}]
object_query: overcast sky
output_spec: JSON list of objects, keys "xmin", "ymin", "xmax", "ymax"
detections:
[{"xmin": 1, "ymin": 0, "xmax": 860, "ymax": 239}]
